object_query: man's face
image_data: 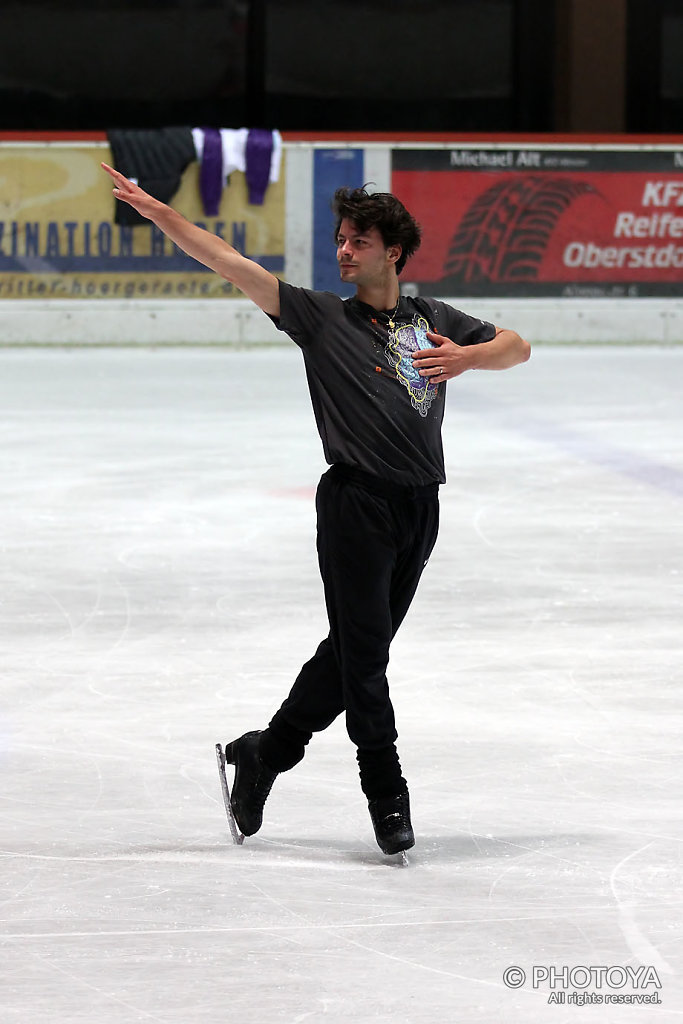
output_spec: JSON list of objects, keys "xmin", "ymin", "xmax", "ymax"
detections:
[{"xmin": 336, "ymin": 218, "xmax": 399, "ymax": 286}]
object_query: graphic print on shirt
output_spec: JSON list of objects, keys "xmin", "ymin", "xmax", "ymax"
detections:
[{"xmin": 384, "ymin": 312, "xmax": 438, "ymax": 418}]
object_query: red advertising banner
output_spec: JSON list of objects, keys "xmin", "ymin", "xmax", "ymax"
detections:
[{"xmin": 391, "ymin": 148, "xmax": 683, "ymax": 297}]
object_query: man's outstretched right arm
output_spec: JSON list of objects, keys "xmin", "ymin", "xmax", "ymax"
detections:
[{"xmin": 101, "ymin": 162, "xmax": 280, "ymax": 317}]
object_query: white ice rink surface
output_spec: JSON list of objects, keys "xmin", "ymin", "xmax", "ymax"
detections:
[{"xmin": 1, "ymin": 344, "xmax": 682, "ymax": 1023}]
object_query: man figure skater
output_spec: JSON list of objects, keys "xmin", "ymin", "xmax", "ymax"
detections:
[{"xmin": 102, "ymin": 162, "xmax": 530, "ymax": 856}]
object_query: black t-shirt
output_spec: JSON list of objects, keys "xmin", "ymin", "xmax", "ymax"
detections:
[{"xmin": 269, "ymin": 281, "xmax": 496, "ymax": 486}]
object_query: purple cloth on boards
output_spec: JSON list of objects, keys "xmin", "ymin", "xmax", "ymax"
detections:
[
  {"xmin": 245, "ymin": 128, "xmax": 274, "ymax": 205},
  {"xmin": 199, "ymin": 127, "xmax": 223, "ymax": 216}
]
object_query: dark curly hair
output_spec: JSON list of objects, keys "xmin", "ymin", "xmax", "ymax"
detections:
[{"xmin": 332, "ymin": 186, "xmax": 422, "ymax": 275}]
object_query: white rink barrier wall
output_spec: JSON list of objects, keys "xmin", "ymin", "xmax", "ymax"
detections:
[
  {"xmin": 0, "ymin": 137, "xmax": 682, "ymax": 345},
  {"xmin": 1, "ymin": 296, "xmax": 682, "ymax": 346}
]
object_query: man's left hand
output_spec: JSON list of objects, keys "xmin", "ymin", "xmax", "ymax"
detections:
[{"xmin": 412, "ymin": 331, "xmax": 474, "ymax": 382}]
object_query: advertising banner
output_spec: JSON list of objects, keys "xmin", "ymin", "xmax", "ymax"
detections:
[
  {"xmin": 392, "ymin": 148, "xmax": 683, "ymax": 297},
  {"xmin": 0, "ymin": 145, "xmax": 285, "ymax": 300}
]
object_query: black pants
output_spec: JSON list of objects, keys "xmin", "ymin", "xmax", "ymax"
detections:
[{"xmin": 264, "ymin": 464, "xmax": 439, "ymax": 796}]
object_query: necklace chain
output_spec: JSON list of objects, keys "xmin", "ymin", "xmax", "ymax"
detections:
[{"xmin": 378, "ymin": 294, "xmax": 401, "ymax": 329}]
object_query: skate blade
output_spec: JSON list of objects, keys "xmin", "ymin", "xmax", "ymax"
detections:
[
  {"xmin": 215, "ymin": 743, "xmax": 245, "ymax": 845},
  {"xmin": 385, "ymin": 850, "xmax": 410, "ymax": 866}
]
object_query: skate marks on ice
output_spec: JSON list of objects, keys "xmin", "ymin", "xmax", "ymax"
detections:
[{"xmin": 2, "ymin": 347, "xmax": 682, "ymax": 1022}]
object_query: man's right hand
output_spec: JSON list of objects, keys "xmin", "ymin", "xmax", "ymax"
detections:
[{"xmin": 101, "ymin": 162, "xmax": 159, "ymax": 219}]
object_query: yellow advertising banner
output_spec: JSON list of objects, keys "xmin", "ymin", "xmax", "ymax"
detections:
[{"xmin": 0, "ymin": 144, "xmax": 285, "ymax": 299}]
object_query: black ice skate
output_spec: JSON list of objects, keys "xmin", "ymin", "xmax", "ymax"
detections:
[
  {"xmin": 222, "ymin": 730, "xmax": 278, "ymax": 837},
  {"xmin": 368, "ymin": 790, "xmax": 415, "ymax": 856}
]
